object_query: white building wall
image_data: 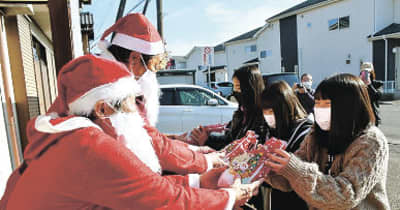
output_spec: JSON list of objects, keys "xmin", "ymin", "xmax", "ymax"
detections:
[
  {"xmin": 394, "ymin": 0, "xmax": 400, "ymax": 23},
  {"xmin": 296, "ymin": 0, "xmax": 374, "ymax": 87},
  {"xmin": 214, "ymin": 51, "xmax": 227, "ymax": 66},
  {"xmin": 225, "ymin": 40, "xmax": 258, "ymax": 79},
  {"xmin": 185, "ymin": 47, "xmax": 203, "ymax": 70},
  {"xmin": 375, "ymin": 0, "xmax": 394, "ymax": 32},
  {"xmin": 215, "ymin": 69, "xmax": 227, "ymax": 82},
  {"xmin": 256, "ymin": 22, "xmax": 282, "ymax": 74}
]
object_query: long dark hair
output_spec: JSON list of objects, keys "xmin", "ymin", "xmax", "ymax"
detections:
[
  {"xmin": 232, "ymin": 66, "xmax": 264, "ymax": 110},
  {"xmin": 261, "ymin": 81, "xmax": 306, "ymax": 140},
  {"xmin": 230, "ymin": 66, "xmax": 266, "ymax": 141},
  {"xmin": 314, "ymin": 73, "xmax": 375, "ymax": 154}
]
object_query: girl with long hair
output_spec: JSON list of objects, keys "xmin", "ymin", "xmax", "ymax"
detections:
[{"xmin": 265, "ymin": 74, "xmax": 390, "ymax": 210}]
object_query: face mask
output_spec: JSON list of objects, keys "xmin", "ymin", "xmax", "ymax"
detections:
[
  {"xmin": 263, "ymin": 114, "xmax": 276, "ymax": 129},
  {"xmin": 314, "ymin": 107, "xmax": 331, "ymax": 131},
  {"xmin": 232, "ymin": 91, "xmax": 242, "ymax": 104},
  {"xmin": 302, "ymin": 81, "xmax": 312, "ymax": 90}
]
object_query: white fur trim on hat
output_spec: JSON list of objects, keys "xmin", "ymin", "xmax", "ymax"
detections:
[
  {"xmin": 68, "ymin": 76, "xmax": 140, "ymax": 116},
  {"xmin": 35, "ymin": 114, "xmax": 101, "ymax": 134},
  {"xmin": 112, "ymin": 33, "xmax": 165, "ymax": 55}
]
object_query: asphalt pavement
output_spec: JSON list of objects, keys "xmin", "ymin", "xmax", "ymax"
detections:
[{"xmin": 380, "ymin": 100, "xmax": 400, "ymax": 210}]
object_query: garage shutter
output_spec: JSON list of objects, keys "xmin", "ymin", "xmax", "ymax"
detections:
[{"xmin": 17, "ymin": 16, "xmax": 40, "ymax": 119}]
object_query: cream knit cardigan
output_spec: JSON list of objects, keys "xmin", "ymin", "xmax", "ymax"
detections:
[{"xmin": 266, "ymin": 126, "xmax": 390, "ymax": 210}]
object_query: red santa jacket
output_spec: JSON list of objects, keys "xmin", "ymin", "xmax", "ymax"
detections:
[{"xmin": 0, "ymin": 116, "xmax": 232, "ymax": 210}]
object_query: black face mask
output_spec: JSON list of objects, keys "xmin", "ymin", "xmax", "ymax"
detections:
[{"xmin": 232, "ymin": 91, "xmax": 242, "ymax": 104}]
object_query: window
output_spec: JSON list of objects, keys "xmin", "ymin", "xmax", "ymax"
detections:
[
  {"xmin": 260, "ymin": 50, "xmax": 266, "ymax": 58},
  {"xmin": 159, "ymin": 88, "xmax": 175, "ymax": 105},
  {"xmin": 245, "ymin": 45, "xmax": 257, "ymax": 53},
  {"xmin": 250, "ymin": 45, "xmax": 257, "ymax": 52},
  {"xmin": 339, "ymin": 16, "xmax": 350, "ymax": 29},
  {"xmin": 176, "ymin": 88, "xmax": 212, "ymax": 106},
  {"xmin": 176, "ymin": 88, "xmax": 226, "ymax": 106},
  {"xmin": 328, "ymin": 18, "xmax": 338, "ymax": 31},
  {"xmin": 260, "ymin": 50, "xmax": 272, "ymax": 59},
  {"xmin": 329, "ymin": 16, "xmax": 350, "ymax": 31}
]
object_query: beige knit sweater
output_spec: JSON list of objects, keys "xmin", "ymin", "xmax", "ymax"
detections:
[{"xmin": 266, "ymin": 126, "xmax": 390, "ymax": 210}]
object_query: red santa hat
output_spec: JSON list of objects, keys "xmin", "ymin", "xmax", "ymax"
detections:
[
  {"xmin": 98, "ymin": 13, "xmax": 164, "ymax": 55},
  {"xmin": 48, "ymin": 55, "xmax": 140, "ymax": 117}
]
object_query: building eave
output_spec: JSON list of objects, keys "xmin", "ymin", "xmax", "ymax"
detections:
[
  {"xmin": 224, "ymin": 38, "xmax": 255, "ymax": 46},
  {"xmin": 266, "ymin": 0, "xmax": 343, "ymax": 23},
  {"xmin": 368, "ymin": 33, "xmax": 400, "ymax": 41}
]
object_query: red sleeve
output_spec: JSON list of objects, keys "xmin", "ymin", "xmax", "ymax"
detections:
[
  {"xmin": 145, "ymin": 126, "xmax": 208, "ymax": 174},
  {"xmin": 82, "ymin": 129, "xmax": 229, "ymax": 210},
  {"xmin": 163, "ymin": 175, "xmax": 189, "ymax": 186}
]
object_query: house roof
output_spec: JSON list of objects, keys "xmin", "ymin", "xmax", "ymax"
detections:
[
  {"xmin": 225, "ymin": 27, "xmax": 263, "ymax": 44},
  {"xmin": 243, "ymin": 58, "xmax": 259, "ymax": 64},
  {"xmin": 202, "ymin": 65, "xmax": 227, "ymax": 72},
  {"xmin": 214, "ymin": 43, "xmax": 225, "ymax": 52},
  {"xmin": 267, "ymin": 0, "xmax": 332, "ymax": 21},
  {"xmin": 373, "ymin": 23, "xmax": 400, "ymax": 37}
]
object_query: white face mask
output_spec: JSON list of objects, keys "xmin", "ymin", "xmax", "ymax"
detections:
[
  {"xmin": 302, "ymin": 81, "xmax": 312, "ymax": 90},
  {"xmin": 264, "ymin": 114, "xmax": 276, "ymax": 129},
  {"xmin": 314, "ymin": 107, "xmax": 331, "ymax": 131}
]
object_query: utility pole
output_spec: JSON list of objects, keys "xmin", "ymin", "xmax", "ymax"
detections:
[
  {"xmin": 143, "ymin": 0, "xmax": 150, "ymax": 15},
  {"xmin": 156, "ymin": 0, "xmax": 163, "ymax": 38},
  {"xmin": 112, "ymin": 0, "xmax": 127, "ymax": 40}
]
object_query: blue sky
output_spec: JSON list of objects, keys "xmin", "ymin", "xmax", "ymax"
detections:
[{"xmin": 83, "ymin": 0, "xmax": 306, "ymax": 56}]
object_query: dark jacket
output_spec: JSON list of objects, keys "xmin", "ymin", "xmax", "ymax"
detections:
[
  {"xmin": 205, "ymin": 107, "xmax": 269, "ymax": 150},
  {"xmin": 270, "ymin": 118, "xmax": 313, "ymax": 210},
  {"xmin": 368, "ymin": 81, "xmax": 383, "ymax": 126},
  {"xmin": 296, "ymin": 89, "xmax": 315, "ymax": 114}
]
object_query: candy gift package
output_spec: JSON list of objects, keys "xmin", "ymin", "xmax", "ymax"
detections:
[{"xmin": 218, "ymin": 131, "xmax": 287, "ymax": 187}]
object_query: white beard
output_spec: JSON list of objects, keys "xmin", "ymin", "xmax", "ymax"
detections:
[
  {"xmin": 137, "ymin": 71, "xmax": 160, "ymax": 127},
  {"xmin": 109, "ymin": 111, "xmax": 161, "ymax": 173}
]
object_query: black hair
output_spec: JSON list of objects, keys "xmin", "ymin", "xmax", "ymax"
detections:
[
  {"xmin": 261, "ymin": 81, "xmax": 306, "ymax": 140},
  {"xmin": 232, "ymin": 65, "xmax": 264, "ymax": 110},
  {"xmin": 301, "ymin": 73, "xmax": 311, "ymax": 81},
  {"xmin": 107, "ymin": 44, "xmax": 154, "ymax": 64},
  {"xmin": 314, "ymin": 73, "xmax": 375, "ymax": 154}
]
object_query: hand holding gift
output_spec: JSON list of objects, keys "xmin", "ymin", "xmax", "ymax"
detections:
[{"xmin": 217, "ymin": 134, "xmax": 287, "ymax": 187}]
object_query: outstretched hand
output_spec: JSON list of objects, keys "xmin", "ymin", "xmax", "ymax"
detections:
[
  {"xmin": 190, "ymin": 126, "xmax": 210, "ymax": 146},
  {"xmin": 200, "ymin": 167, "xmax": 228, "ymax": 189},
  {"xmin": 265, "ymin": 149, "xmax": 291, "ymax": 173}
]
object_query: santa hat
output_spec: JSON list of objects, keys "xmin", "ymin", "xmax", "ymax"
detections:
[
  {"xmin": 48, "ymin": 55, "xmax": 140, "ymax": 116},
  {"xmin": 98, "ymin": 13, "xmax": 164, "ymax": 55}
]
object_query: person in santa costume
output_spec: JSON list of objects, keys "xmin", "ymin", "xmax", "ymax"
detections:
[
  {"xmin": 98, "ymin": 13, "xmax": 225, "ymax": 174},
  {"xmin": 0, "ymin": 55, "xmax": 262, "ymax": 210}
]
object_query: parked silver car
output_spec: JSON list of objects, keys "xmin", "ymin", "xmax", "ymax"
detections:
[{"xmin": 157, "ymin": 84, "xmax": 238, "ymax": 134}]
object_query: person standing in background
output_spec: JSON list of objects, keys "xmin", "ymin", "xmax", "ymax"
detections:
[
  {"xmin": 293, "ymin": 73, "xmax": 315, "ymax": 116},
  {"xmin": 360, "ymin": 62, "xmax": 383, "ymax": 126}
]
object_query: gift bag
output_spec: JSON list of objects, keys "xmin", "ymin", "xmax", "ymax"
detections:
[
  {"xmin": 221, "ymin": 130, "xmax": 258, "ymax": 163},
  {"xmin": 218, "ymin": 136, "xmax": 287, "ymax": 187}
]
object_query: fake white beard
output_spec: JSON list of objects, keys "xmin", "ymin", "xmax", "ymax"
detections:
[
  {"xmin": 137, "ymin": 70, "xmax": 160, "ymax": 126},
  {"xmin": 109, "ymin": 111, "xmax": 161, "ymax": 173}
]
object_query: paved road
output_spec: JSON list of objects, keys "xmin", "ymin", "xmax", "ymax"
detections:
[{"xmin": 380, "ymin": 100, "xmax": 400, "ymax": 210}]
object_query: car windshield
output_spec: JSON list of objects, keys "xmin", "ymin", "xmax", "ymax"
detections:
[{"xmin": 160, "ymin": 87, "xmax": 227, "ymax": 106}]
